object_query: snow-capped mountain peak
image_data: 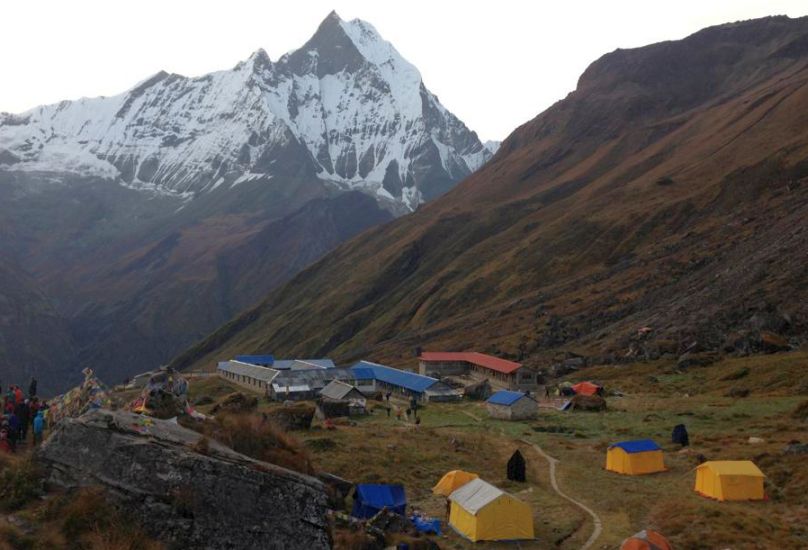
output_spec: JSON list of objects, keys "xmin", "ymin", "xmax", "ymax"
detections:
[{"xmin": 0, "ymin": 12, "xmax": 492, "ymax": 212}]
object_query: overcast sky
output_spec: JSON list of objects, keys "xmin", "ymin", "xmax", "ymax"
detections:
[{"xmin": 3, "ymin": 1, "xmax": 806, "ymax": 141}]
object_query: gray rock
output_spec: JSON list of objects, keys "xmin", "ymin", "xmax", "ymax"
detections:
[{"xmin": 36, "ymin": 409, "xmax": 330, "ymax": 550}]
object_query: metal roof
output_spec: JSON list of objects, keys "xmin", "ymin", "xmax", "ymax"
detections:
[
  {"xmin": 271, "ymin": 384, "xmax": 311, "ymax": 393},
  {"xmin": 609, "ymin": 439, "xmax": 661, "ymax": 454},
  {"xmin": 449, "ymin": 478, "xmax": 507, "ymax": 514},
  {"xmin": 271, "ymin": 367, "xmax": 358, "ymax": 390},
  {"xmin": 320, "ymin": 380, "xmax": 364, "ymax": 401},
  {"xmin": 269, "ymin": 358, "xmax": 336, "ymax": 370},
  {"xmin": 235, "ymin": 354, "xmax": 275, "ymax": 366},
  {"xmin": 217, "ymin": 361, "xmax": 278, "ymax": 382},
  {"xmin": 351, "ymin": 361, "xmax": 440, "ymax": 393},
  {"xmin": 419, "ymin": 352, "xmax": 523, "ymax": 374},
  {"xmin": 487, "ymin": 390, "xmax": 529, "ymax": 406},
  {"xmin": 351, "ymin": 366, "xmax": 376, "ymax": 380}
]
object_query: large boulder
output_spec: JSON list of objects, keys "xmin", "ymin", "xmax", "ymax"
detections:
[{"xmin": 36, "ymin": 409, "xmax": 330, "ymax": 550}]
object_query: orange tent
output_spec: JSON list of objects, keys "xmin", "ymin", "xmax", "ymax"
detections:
[
  {"xmin": 572, "ymin": 381, "xmax": 601, "ymax": 396},
  {"xmin": 621, "ymin": 529, "xmax": 672, "ymax": 550}
]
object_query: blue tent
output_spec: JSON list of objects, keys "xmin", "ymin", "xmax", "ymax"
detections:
[
  {"xmin": 351, "ymin": 484, "xmax": 407, "ymax": 519},
  {"xmin": 609, "ymin": 439, "xmax": 661, "ymax": 453}
]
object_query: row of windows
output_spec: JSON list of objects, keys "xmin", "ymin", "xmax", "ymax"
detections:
[{"xmin": 219, "ymin": 370, "xmax": 268, "ymax": 389}]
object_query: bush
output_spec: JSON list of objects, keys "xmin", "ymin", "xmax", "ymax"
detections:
[
  {"xmin": 725, "ymin": 387, "xmax": 750, "ymax": 398},
  {"xmin": 190, "ymin": 413, "xmax": 314, "ymax": 475},
  {"xmin": 0, "ymin": 456, "xmax": 42, "ymax": 512},
  {"xmin": 44, "ymin": 488, "xmax": 163, "ymax": 550},
  {"xmin": 60, "ymin": 488, "xmax": 109, "ymax": 541},
  {"xmin": 721, "ymin": 367, "xmax": 750, "ymax": 381},
  {"xmin": 792, "ymin": 400, "xmax": 808, "ymax": 421},
  {"xmin": 306, "ymin": 438, "xmax": 337, "ymax": 453}
]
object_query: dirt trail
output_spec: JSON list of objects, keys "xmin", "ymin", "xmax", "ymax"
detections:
[
  {"xmin": 460, "ymin": 411, "xmax": 602, "ymax": 549},
  {"xmin": 519, "ymin": 439, "xmax": 603, "ymax": 550}
]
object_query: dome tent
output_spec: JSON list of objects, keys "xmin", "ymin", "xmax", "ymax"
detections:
[
  {"xmin": 433, "ymin": 470, "xmax": 479, "ymax": 497},
  {"xmin": 621, "ymin": 529, "xmax": 672, "ymax": 550},
  {"xmin": 351, "ymin": 484, "xmax": 407, "ymax": 518}
]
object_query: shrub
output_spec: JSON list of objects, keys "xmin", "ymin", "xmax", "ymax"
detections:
[
  {"xmin": 725, "ymin": 387, "xmax": 750, "ymax": 398},
  {"xmin": 190, "ymin": 413, "xmax": 314, "ymax": 475},
  {"xmin": 0, "ymin": 456, "xmax": 42, "ymax": 512},
  {"xmin": 52, "ymin": 488, "xmax": 163, "ymax": 550},
  {"xmin": 721, "ymin": 367, "xmax": 750, "ymax": 381},
  {"xmin": 792, "ymin": 400, "xmax": 808, "ymax": 421},
  {"xmin": 60, "ymin": 488, "xmax": 109, "ymax": 541}
]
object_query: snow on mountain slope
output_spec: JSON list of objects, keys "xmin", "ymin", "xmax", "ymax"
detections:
[{"xmin": 0, "ymin": 11, "xmax": 491, "ymax": 211}]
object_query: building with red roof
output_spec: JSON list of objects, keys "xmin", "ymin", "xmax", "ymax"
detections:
[{"xmin": 418, "ymin": 352, "xmax": 538, "ymax": 391}]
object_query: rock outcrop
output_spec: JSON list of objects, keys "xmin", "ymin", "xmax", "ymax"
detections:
[{"xmin": 36, "ymin": 410, "xmax": 330, "ymax": 550}]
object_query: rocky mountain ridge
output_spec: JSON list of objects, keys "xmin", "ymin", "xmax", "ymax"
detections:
[
  {"xmin": 0, "ymin": 12, "xmax": 493, "ymax": 391},
  {"xmin": 0, "ymin": 11, "xmax": 491, "ymax": 213}
]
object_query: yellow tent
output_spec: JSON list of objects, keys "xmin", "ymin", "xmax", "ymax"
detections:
[
  {"xmin": 695, "ymin": 461, "xmax": 765, "ymax": 501},
  {"xmin": 432, "ymin": 470, "xmax": 479, "ymax": 497},
  {"xmin": 448, "ymin": 478, "xmax": 534, "ymax": 542},
  {"xmin": 606, "ymin": 440, "xmax": 665, "ymax": 475}
]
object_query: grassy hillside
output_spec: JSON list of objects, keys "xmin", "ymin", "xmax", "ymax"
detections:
[
  {"xmin": 165, "ymin": 352, "xmax": 808, "ymax": 549},
  {"xmin": 170, "ymin": 16, "xmax": 808, "ymax": 374}
]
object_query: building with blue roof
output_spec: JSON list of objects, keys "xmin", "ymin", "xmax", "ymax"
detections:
[
  {"xmin": 218, "ymin": 357, "xmax": 460, "ymax": 402},
  {"xmin": 351, "ymin": 361, "xmax": 460, "ymax": 402},
  {"xmin": 486, "ymin": 390, "xmax": 538, "ymax": 420},
  {"xmin": 606, "ymin": 439, "xmax": 665, "ymax": 475},
  {"xmin": 235, "ymin": 354, "xmax": 275, "ymax": 366}
]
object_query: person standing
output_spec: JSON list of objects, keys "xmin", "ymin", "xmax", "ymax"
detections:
[
  {"xmin": 15, "ymin": 400, "xmax": 29, "ymax": 442},
  {"xmin": 7, "ymin": 413, "xmax": 19, "ymax": 451},
  {"xmin": 32, "ymin": 411, "xmax": 45, "ymax": 446},
  {"xmin": 28, "ymin": 378, "xmax": 37, "ymax": 398}
]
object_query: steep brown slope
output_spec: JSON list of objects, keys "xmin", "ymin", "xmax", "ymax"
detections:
[
  {"xmin": 0, "ymin": 254, "xmax": 78, "ymax": 393},
  {"xmin": 172, "ymin": 16, "xmax": 808, "ymax": 372}
]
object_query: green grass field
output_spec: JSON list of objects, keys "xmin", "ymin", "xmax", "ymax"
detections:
[{"xmin": 190, "ymin": 353, "xmax": 807, "ymax": 548}]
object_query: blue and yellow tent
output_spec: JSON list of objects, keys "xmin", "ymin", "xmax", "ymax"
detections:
[{"xmin": 606, "ymin": 440, "xmax": 665, "ymax": 475}]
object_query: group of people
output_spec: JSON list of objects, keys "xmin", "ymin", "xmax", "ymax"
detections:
[{"xmin": 0, "ymin": 378, "xmax": 47, "ymax": 453}]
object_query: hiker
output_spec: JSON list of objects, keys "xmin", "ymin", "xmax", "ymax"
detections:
[
  {"xmin": 544, "ymin": 385, "xmax": 551, "ymax": 399},
  {"xmin": 13, "ymin": 385, "xmax": 23, "ymax": 405},
  {"xmin": 15, "ymin": 400, "xmax": 29, "ymax": 441},
  {"xmin": 385, "ymin": 391, "xmax": 392, "ymax": 402},
  {"xmin": 0, "ymin": 429, "xmax": 11, "ymax": 453},
  {"xmin": 32, "ymin": 411, "xmax": 44, "ymax": 445},
  {"xmin": 28, "ymin": 378, "xmax": 37, "ymax": 398},
  {"xmin": 395, "ymin": 407, "xmax": 403, "ymax": 421},
  {"xmin": 7, "ymin": 413, "xmax": 19, "ymax": 451}
]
